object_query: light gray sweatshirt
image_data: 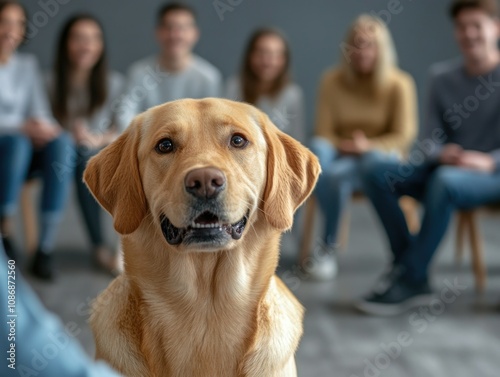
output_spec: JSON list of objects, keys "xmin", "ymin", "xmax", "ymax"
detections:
[
  {"xmin": 0, "ymin": 53, "xmax": 55, "ymax": 133},
  {"xmin": 225, "ymin": 76, "xmax": 306, "ymax": 144},
  {"xmin": 116, "ymin": 54, "xmax": 222, "ymax": 130},
  {"xmin": 45, "ymin": 71, "xmax": 125, "ymax": 133}
]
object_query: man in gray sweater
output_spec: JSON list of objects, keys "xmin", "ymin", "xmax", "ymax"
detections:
[
  {"xmin": 116, "ymin": 2, "xmax": 222, "ymax": 130},
  {"xmin": 357, "ymin": 0, "xmax": 500, "ymax": 315}
]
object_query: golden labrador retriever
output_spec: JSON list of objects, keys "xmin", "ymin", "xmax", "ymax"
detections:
[{"xmin": 84, "ymin": 98, "xmax": 320, "ymax": 377}]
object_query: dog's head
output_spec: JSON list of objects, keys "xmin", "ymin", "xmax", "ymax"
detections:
[{"xmin": 84, "ymin": 98, "xmax": 320, "ymax": 252}]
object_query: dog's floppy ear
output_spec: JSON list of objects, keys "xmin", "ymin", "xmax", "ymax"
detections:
[
  {"xmin": 260, "ymin": 112, "xmax": 321, "ymax": 231},
  {"xmin": 83, "ymin": 117, "xmax": 147, "ymax": 235}
]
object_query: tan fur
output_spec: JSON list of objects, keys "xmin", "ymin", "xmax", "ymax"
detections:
[{"xmin": 84, "ymin": 98, "xmax": 321, "ymax": 377}]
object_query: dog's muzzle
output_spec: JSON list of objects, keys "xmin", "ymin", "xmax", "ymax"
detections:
[{"xmin": 160, "ymin": 210, "xmax": 248, "ymax": 247}]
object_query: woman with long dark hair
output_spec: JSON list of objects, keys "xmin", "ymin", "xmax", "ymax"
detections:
[
  {"xmin": 226, "ymin": 28, "xmax": 306, "ymax": 143},
  {"xmin": 47, "ymin": 14, "xmax": 124, "ymax": 272},
  {"xmin": 0, "ymin": 0, "xmax": 74, "ymax": 279}
]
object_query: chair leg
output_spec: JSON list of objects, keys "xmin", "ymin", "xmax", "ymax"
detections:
[
  {"xmin": 21, "ymin": 181, "xmax": 39, "ymax": 255},
  {"xmin": 399, "ymin": 196, "xmax": 420, "ymax": 234},
  {"xmin": 299, "ymin": 196, "xmax": 317, "ymax": 264},
  {"xmin": 465, "ymin": 211, "xmax": 486, "ymax": 293},
  {"xmin": 455, "ymin": 212, "xmax": 467, "ymax": 264}
]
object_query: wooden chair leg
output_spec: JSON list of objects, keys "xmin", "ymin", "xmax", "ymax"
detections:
[
  {"xmin": 464, "ymin": 211, "xmax": 486, "ymax": 293},
  {"xmin": 21, "ymin": 181, "xmax": 39, "ymax": 254},
  {"xmin": 455, "ymin": 212, "xmax": 467, "ymax": 264},
  {"xmin": 399, "ymin": 196, "xmax": 420, "ymax": 234},
  {"xmin": 299, "ymin": 196, "xmax": 317, "ymax": 264}
]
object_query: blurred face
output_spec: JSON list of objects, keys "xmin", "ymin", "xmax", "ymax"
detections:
[
  {"xmin": 454, "ymin": 8, "xmax": 500, "ymax": 62},
  {"xmin": 0, "ymin": 4, "xmax": 25, "ymax": 57},
  {"xmin": 250, "ymin": 34, "xmax": 287, "ymax": 83},
  {"xmin": 350, "ymin": 27, "xmax": 378, "ymax": 75},
  {"xmin": 67, "ymin": 19, "xmax": 104, "ymax": 71},
  {"xmin": 156, "ymin": 10, "xmax": 198, "ymax": 59}
]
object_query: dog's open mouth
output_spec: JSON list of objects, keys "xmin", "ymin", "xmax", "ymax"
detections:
[{"xmin": 160, "ymin": 211, "xmax": 248, "ymax": 246}]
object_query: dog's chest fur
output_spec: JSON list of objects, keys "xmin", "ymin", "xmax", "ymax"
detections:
[
  {"xmin": 139, "ymin": 274, "xmax": 255, "ymax": 376},
  {"xmin": 91, "ymin": 272, "xmax": 302, "ymax": 377},
  {"xmin": 92, "ymin": 253, "xmax": 258, "ymax": 377}
]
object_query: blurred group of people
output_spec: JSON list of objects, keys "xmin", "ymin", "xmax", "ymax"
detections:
[
  {"xmin": 1, "ymin": 0, "xmax": 500, "ymax": 319},
  {"xmin": 0, "ymin": 1, "xmax": 305, "ymax": 280}
]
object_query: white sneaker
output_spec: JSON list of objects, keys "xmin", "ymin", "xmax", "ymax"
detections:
[{"xmin": 300, "ymin": 243, "xmax": 338, "ymax": 281}]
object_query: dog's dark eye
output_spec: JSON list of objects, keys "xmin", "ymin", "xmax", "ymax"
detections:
[
  {"xmin": 155, "ymin": 138, "xmax": 174, "ymax": 154},
  {"xmin": 230, "ymin": 134, "xmax": 248, "ymax": 149}
]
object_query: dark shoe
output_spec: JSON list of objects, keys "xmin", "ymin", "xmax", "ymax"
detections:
[
  {"xmin": 370, "ymin": 264, "xmax": 407, "ymax": 296},
  {"xmin": 1, "ymin": 236, "xmax": 17, "ymax": 261},
  {"xmin": 355, "ymin": 271, "xmax": 435, "ymax": 316},
  {"xmin": 31, "ymin": 250, "xmax": 55, "ymax": 281}
]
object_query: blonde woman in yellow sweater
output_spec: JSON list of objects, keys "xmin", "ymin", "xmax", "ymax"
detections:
[{"xmin": 308, "ymin": 15, "xmax": 418, "ymax": 280}]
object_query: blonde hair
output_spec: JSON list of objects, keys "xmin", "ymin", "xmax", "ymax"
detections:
[{"xmin": 340, "ymin": 14, "xmax": 398, "ymax": 89}]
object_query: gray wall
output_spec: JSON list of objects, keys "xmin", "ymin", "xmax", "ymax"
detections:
[{"xmin": 20, "ymin": 0, "xmax": 460, "ymax": 133}]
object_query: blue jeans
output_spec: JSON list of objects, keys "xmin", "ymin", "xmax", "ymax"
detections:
[
  {"xmin": 0, "ymin": 245, "xmax": 122, "ymax": 376},
  {"xmin": 310, "ymin": 137, "xmax": 393, "ymax": 245},
  {"xmin": 0, "ymin": 133, "xmax": 75, "ymax": 250},
  {"xmin": 75, "ymin": 146, "xmax": 105, "ymax": 247},
  {"xmin": 361, "ymin": 156, "xmax": 500, "ymax": 283}
]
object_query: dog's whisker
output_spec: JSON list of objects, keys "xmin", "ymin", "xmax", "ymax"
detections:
[
  {"xmin": 248, "ymin": 222, "xmax": 259, "ymax": 239},
  {"xmin": 237, "ymin": 174, "xmax": 260, "ymax": 195}
]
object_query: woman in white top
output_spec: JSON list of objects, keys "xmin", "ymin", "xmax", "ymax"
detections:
[
  {"xmin": 225, "ymin": 28, "xmax": 306, "ymax": 143},
  {"xmin": 0, "ymin": 0, "xmax": 74, "ymax": 280},
  {"xmin": 47, "ymin": 14, "xmax": 124, "ymax": 272}
]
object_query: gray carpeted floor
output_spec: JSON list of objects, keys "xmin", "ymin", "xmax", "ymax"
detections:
[{"xmin": 16, "ymin": 193, "xmax": 500, "ymax": 377}]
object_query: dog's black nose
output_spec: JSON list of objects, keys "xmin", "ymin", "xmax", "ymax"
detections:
[{"xmin": 185, "ymin": 167, "xmax": 226, "ymax": 199}]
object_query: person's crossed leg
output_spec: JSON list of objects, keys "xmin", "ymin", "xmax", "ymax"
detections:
[{"xmin": 357, "ymin": 156, "xmax": 500, "ymax": 315}]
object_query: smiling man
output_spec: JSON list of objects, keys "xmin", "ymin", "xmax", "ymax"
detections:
[
  {"xmin": 357, "ymin": 0, "xmax": 500, "ymax": 315},
  {"xmin": 117, "ymin": 2, "xmax": 222, "ymax": 130}
]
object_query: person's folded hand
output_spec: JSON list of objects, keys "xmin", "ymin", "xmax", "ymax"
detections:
[
  {"xmin": 439, "ymin": 143, "xmax": 463, "ymax": 165},
  {"xmin": 23, "ymin": 119, "xmax": 60, "ymax": 147},
  {"xmin": 74, "ymin": 121, "xmax": 103, "ymax": 149},
  {"xmin": 456, "ymin": 150, "xmax": 495, "ymax": 173}
]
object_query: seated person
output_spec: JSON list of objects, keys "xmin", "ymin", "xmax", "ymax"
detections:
[
  {"xmin": 307, "ymin": 14, "xmax": 417, "ymax": 280},
  {"xmin": 0, "ymin": 0, "xmax": 74, "ymax": 280},
  {"xmin": 0, "ymin": 241, "xmax": 122, "ymax": 376},
  {"xmin": 225, "ymin": 27, "xmax": 306, "ymax": 143},
  {"xmin": 47, "ymin": 14, "xmax": 125, "ymax": 272},
  {"xmin": 357, "ymin": 0, "xmax": 500, "ymax": 315},
  {"xmin": 117, "ymin": 2, "xmax": 222, "ymax": 129}
]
